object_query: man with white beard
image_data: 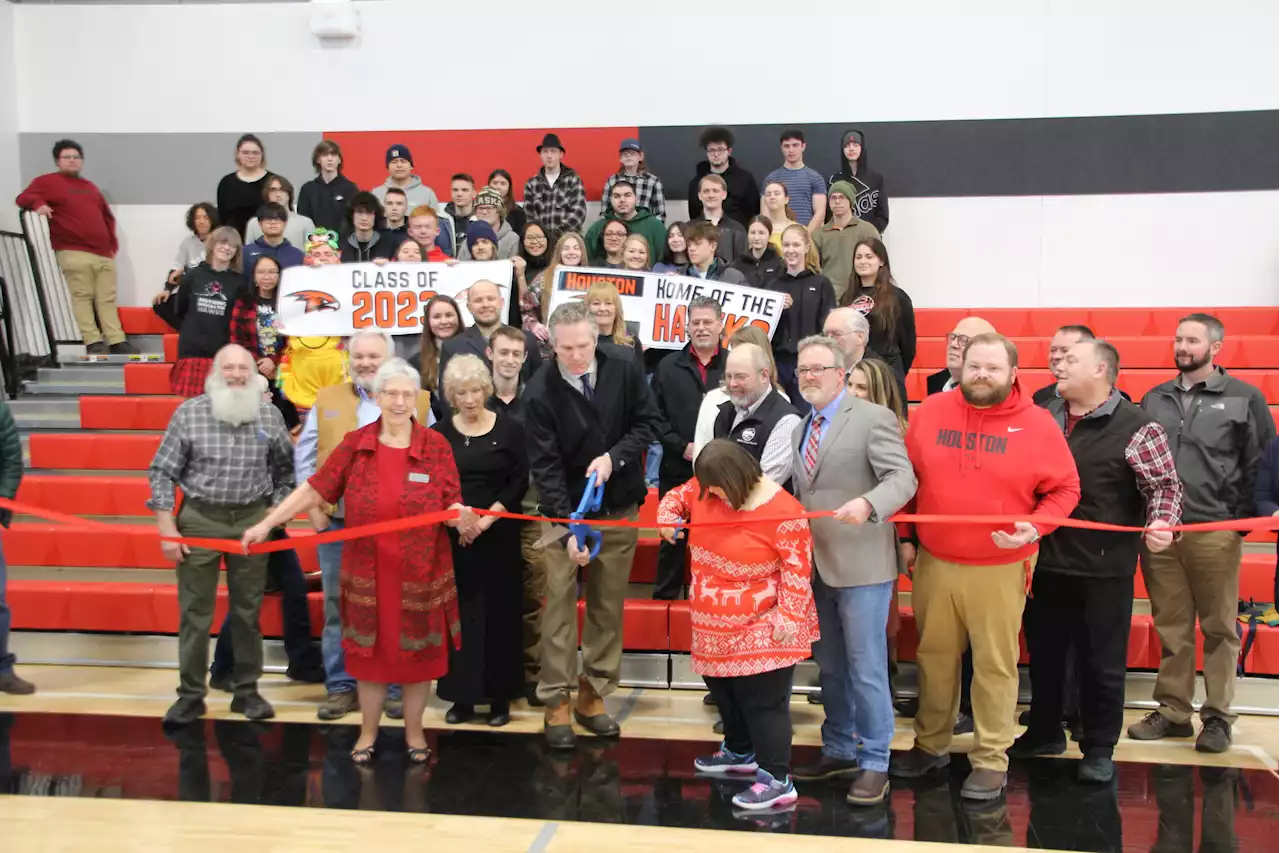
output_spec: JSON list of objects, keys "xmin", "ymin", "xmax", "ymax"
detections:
[
  {"xmin": 294, "ymin": 329, "xmax": 434, "ymax": 721},
  {"xmin": 147, "ymin": 344, "xmax": 295, "ymax": 727}
]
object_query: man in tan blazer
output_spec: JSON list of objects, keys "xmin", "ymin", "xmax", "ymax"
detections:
[{"xmin": 787, "ymin": 334, "xmax": 917, "ymax": 807}]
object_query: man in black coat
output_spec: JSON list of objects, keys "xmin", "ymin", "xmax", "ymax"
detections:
[
  {"xmin": 650, "ymin": 295, "xmax": 727, "ymax": 600},
  {"xmin": 438, "ymin": 279, "xmax": 542, "ymax": 388},
  {"xmin": 686, "ymin": 126, "xmax": 760, "ymax": 229},
  {"xmin": 524, "ymin": 301, "xmax": 661, "ymax": 750}
]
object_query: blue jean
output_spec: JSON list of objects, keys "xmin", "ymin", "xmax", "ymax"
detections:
[
  {"xmin": 319, "ymin": 519, "xmax": 398, "ymax": 700},
  {"xmin": 811, "ymin": 574, "xmax": 895, "ymax": 772},
  {"xmin": 210, "ymin": 543, "xmax": 318, "ymax": 677},
  {"xmin": 645, "ymin": 443, "xmax": 662, "ymax": 487},
  {"xmin": 0, "ymin": 547, "xmax": 13, "ymax": 676}
]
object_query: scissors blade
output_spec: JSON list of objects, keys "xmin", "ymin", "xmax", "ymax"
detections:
[{"xmin": 533, "ymin": 522, "xmax": 570, "ymax": 550}]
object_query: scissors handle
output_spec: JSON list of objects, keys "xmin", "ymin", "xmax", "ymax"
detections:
[{"xmin": 571, "ymin": 472, "xmax": 606, "ymax": 559}]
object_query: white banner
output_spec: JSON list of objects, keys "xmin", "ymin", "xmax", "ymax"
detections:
[
  {"xmin": 277, "ymin": 261, "xmax": 513, "ymax": 336},
  {"xmin": 547, "ymin": 266, "xmax": 785, "ymax": 350}
]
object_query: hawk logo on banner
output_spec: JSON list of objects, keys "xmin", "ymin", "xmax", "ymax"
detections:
[{"xmin": 291, "ymin": 290, "xmax": 342, "ymax": 314}]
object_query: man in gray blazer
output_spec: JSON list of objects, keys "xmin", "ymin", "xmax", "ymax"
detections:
[{"xmin": 787, "ymin": 334, "xmax": 917, "ymax": 807}]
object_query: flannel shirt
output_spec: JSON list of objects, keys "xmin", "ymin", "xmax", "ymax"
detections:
[
  {"xmin": 523, "ymin": 167, "xmax": 586, "ymax": 236},
  {"xmin": 1126, "ymin": 421, "xmax": 1184, "ymax": 526},
  {"xmin": 602, "ymin": 171, "xmax": 667, "ymax": 221},
  {"xmin": 147, "ymin": 394, "xmax": 295, "ymax": 512}
]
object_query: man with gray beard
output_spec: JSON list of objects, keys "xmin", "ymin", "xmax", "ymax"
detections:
[
  {"xmin": 148, "ymin": 344, "xmax": 295, "ymax": 727},
  {"xmin": 711, "ymin": 343, "xmax": 801, "ymax": 487}
]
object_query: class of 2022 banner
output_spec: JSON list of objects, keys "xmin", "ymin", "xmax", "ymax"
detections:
[
  {"xmin": 277, "ymin": 260, "xmax": 514, "ymax": 336},
  {"xmin": 547, "ymin": 266, "xmax": 785, "ymax": 350}
]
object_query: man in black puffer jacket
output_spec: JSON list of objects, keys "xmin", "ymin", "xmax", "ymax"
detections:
[{"xmin": 525, "ymin": 301, "xmax": 661, "ymax": 750}]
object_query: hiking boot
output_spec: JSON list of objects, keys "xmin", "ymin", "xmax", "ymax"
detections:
[
  {"xmin": 1195, "ymin": 717, "xmax": 1233, "ymax": 753},
  {"xmin": 961, "ymin": 768, "xmax": 1007, "ymax": 800},
  {"xmin": 792, "ymin": 753, "xmax": 859, "ymax": 781},
  {"xmin": 1078, "ymin": 751, "xmax": 1115, "ymax": 783},
  {"xmin": 1008, "ymin": 730, "xmax": 1067, "ymax": 758},
  {"xmin": 731, "ymin": 769, "xmax": 798, "ymax": 811},
  {"xmin": 162, "ymin": 696, "xmax": 206, "ymax": 727},
  {"xmin": 573, "ymin": 677, "xmax": 620, "ymax": 737},
  {"xmin": 317, "ymin": 690, "xmax": 359, "ymax": 721},
  {"xmin": 890, "ymin": 746, "xmax": 950, "ymax": 778},
  {"xmin": 544, "ymin": 702, "xmax": 576, "ymax": 750},
  {"xmin": 1127, "ymin": 710, "xmax": 1194, "ymax": 741},
  {"xmin": 230, "ymin": 692, "xmax": 275, "ymax": 721},
  {"xmin": 694, "ymin": 744, "xmax": 759, "ymax": 775},
  {"xmin": 0, "ymin": 671, "xmax": 36, "ymax": 695},
  {"xmin": 846, "ymin": 769, "xmax": 890, "ymax": 806}
]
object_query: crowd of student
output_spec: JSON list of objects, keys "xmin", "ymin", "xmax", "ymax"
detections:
[{"xmin": 1, "ymin": 129, "xmax": 1276, "ymax": 818}]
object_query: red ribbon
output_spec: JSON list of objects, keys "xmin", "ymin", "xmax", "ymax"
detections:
[{"xmin": 0, "ymin": 496, "xmax": 1274, "ymax": 557}]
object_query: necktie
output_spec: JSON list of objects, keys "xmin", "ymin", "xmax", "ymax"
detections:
[
  {"xmin": 580, "ymin": 373, "xmax": 594, "ymax": 402},
  {"xmin": 804, "ymin": 413, "xmax": 824, "ymax": 476}
]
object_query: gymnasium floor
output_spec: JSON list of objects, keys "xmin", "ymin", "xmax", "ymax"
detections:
[{"xmin": 1, "ymin": 666, "xmax": 1276, "ymax": 852}]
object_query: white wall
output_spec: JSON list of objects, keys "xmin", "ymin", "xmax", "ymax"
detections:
[
  {"xmin": 14, "ymin": 0, "xmax": 1279, "ymax": 132},
  {"xmin": 0, "ymin": 2, "xmax": 20, "ymax": 231}
]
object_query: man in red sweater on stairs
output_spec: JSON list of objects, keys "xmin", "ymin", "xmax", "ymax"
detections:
[
  {"xmin": 16, "ymin": 139, "xmax": 136, "ymax": 355},
  {"xmin": 890, "ymin": 332, "xmax": 1081, "ymax": 801}
]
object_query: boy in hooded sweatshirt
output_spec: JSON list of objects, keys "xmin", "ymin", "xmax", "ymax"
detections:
[
  {"xmin": 893, "ymin": 332, "xmax": 1079, "ymax": 801},
  {"xmin": 827, "ymin": 130, "xmax": 889, "ymax": 233},
  {"xmin": 371, "ymin": 144, "xmax": 443, "ymax": 214}
]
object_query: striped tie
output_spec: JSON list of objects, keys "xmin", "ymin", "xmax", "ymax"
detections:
[{"xmin": 804, "ymin": 414, "xmax": 824, "ymax": 476}]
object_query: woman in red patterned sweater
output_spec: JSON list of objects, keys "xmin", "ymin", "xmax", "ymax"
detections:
[{"xmin": 657, "ymin": 439, "xmax": 819, "ymax": 812}]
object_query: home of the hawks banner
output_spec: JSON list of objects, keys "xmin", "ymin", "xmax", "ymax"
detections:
[
  {"xmin": 277, "ymin": 260, "xmax": 514, "ymax": 336},
  {"xmin": 547, "ymin": 266, "xmax": 786, "ymax": 350}
]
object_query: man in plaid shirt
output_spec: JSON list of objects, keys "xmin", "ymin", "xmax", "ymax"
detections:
[
  {"xmin": 1013, "ymin": 339, "xmax": 1182, "ymax": 784},
  {"xmin": 148, "ymin": 344, "xmax": 296, "ymax": 728},
  {"xmin": 601, "ymin": 138, "xmax": 666, "ymax": 222},
  {"xmin": 523, "ymin": 133, "xmax": 586, "ymax": 239}
]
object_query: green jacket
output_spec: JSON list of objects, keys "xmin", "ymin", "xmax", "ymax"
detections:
[
  {"xmin": 813, "ymin": 216, "xmax": 881, "ymax": 302},
  {"xmin": 0, "ymin": 401, "xmax": 22, "ymax": 527},
  {"xmin": 585, "ymin": 207, "xmax": 668, "ymax": 266}
]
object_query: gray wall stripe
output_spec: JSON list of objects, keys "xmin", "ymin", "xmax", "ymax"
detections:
[{"xmin": 18, "ymin": 132, "xmax": 323, "ymax": 206}]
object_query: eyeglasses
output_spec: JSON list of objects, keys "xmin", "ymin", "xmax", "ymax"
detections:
[
  {"xmin": 947, "ymin": 333, "xmax": 971, "ymax": 347},
  {"xmin": 796, "ymin": 365, "xmax": 837, "ymax": 378},
  {"xmin": 526, "ymin": 235, "xmax": 547, "ymax": 243},
  {"xmin": 705, "ymin": 146, "xmax": 729, "ymax": 155}
]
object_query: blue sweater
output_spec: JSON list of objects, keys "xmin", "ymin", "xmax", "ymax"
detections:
[{"xmin": 244, "ymin": 237, "xmax": 305, "ymax": 271}]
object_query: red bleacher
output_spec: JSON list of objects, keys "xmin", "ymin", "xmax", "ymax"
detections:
[{"xmin": 7, "ymin": 304, "xmax": 1274, "ymax": 677}]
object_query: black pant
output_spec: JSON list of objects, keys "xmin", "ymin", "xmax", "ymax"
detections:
[
  {"xmin": 1026, "ymin": 571, "xmax": 1133, "ymax": 756},
  {"xmin": 704, "ymin": 665, "xmax": 795, "ymax": 779},
  {"xmin": 653, "ymin": 472, "xmax": 689, "ymax": 601}
]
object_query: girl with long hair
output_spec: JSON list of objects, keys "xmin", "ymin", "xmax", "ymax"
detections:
[
  {"xmin": 769, "ymin": 225, "xmax": 835, "ymax": 405},
  {"xmin": 731, "ymin": 216, "xmax": 783, "ymax": 287},
  {"xmin": 586, "ymin": 280, "xmax": 643, "ymax": 366},
  {"xmin": 527, "ymin": 231, "xmax": 586, "ymax": 358},
  {"xmin": 839, "ymin": 238, "xmax": 916, "ymax": 373},
  {"xmin": 654, "ymin": 222, "xmax": 688, "ymax": 273},
  {"xmin": 847, "ymin": 357, "xmax": 908, "ymax": 435},
  {"xmin": 487, "ymin": 168, "xmax": 527, "ymax": 234}
]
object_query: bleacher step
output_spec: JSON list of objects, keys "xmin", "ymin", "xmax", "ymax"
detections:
[
  {"xmin": 57, "ymin": 335, "xmax": 167, "ymax": 360},
  {"xmin": 24, "ymin": 382, "xmax": 126, "ymax": 396}
]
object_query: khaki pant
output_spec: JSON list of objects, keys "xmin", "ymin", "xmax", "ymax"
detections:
[
  {"xmin": 54, "ymin": 250, "xmax": 125, "ymax": 346},
  {"xmin": 519, "ymin": 520, "xmax": 548, "ymax": 683},
  {"xmin": 175, "ymin": 500, "xmax": 269, "ymax": 700},
  {"xmin": 912, "ymin": 549, "xmax": 1033, "ymax": 772},
  {"xmin": 536, "ymin": 507, "xmax": 638, "ymax": 707},
  {"xmin": 1141, "ymin": 530, "xmax": 1243, "ymax": 725}
]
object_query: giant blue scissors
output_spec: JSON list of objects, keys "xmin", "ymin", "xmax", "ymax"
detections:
[{"xmin": 570, "ymin": 472, "xmax": 605, "ymax": 559}]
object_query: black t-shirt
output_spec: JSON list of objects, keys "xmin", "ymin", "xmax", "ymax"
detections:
[{"xmin": 217, "ymin": 172, "xmax": 272, "ymax": 239}]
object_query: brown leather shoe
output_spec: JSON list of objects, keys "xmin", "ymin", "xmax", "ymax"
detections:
[
  {"xmin": 961, "ymin": 768, "xmax": 1008, "ymax": 800},
  {"xmin": 545, "ymin": 702, "xmax": 576, "ymax": 750},
  {"xmin": 0, "ymin": 672, "xmax": 36, "ymax": 695},
  {"xmin": 574, "ymin": 676, "xmax": 620, "ymax": 737},
  {"xmin": 846, "ymin": 769, "xmax": 890, "ymax": 806}
]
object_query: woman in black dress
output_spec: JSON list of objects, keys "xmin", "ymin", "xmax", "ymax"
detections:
[{"xmin": 434, "ymin": 353, "xmax": 529, "ymax": 727}]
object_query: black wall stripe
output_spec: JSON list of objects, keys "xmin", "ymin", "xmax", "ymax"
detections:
[{"xmin": 639, "ymin": 110, "xmax": 1279, "ymax": 201}]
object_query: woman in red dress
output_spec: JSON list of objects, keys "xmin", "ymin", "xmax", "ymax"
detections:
[{"xmin": 244, "ymin": 357, "xmax": 477, "ymax": 765}]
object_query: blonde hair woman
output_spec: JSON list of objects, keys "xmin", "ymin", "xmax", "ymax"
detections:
[
  {"xmin": 585, "ymin": 279, "xmax": 643, "ymax": 367},
  {"xmin": 432, "ymin": 354, "xmax": 529, "ymax": 727}
]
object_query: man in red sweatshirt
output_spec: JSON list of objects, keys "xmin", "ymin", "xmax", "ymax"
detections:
[
  {"xmin": 16, "ymin": 140, "xmax": 135, "ymax": 355},
  {"xmin": 891, "ymin": 332, "xmax": 1080, "ymax": 800}
]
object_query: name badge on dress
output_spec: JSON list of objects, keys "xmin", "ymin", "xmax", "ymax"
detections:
[{"xmin": 408, "ymin": 472, "xmax": 430, "ymax": 484}]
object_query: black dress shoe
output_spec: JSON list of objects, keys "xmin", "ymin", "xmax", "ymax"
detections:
[
  {"xmin": 445, "ymin": 703, "xmax": 475, "ymax": 725},
  {"xmin": 525, "ymin": 682, "xmax": 546, "ymax": 707},
  {"xmin": 208, "ymin": 671, "xmax": 231, "ymax": 693},
  {"xmin": 163, "ymin": 696, "xmax": 207, "ymax": 727},
  {"xmin": 109, "ymin": 341, "xmax": 139, "ymax": 355},
  {"xmin": 85, "ymin": 341, "xmax": 109, "ymax": 356},
  {"xmin": 487, "ymin": 702, "xmax": 511, "ymax": 727},
  {"xmin": 793, "ymin": 753, "xmax": 860, "ymax": 781},
  {"xmin": 893, "ymin": 697, "xmax": 919, "ymax": 718},
  {"xmin": 807, "ymin": 690, "xmax": 824, "ymax": 705},
  {"xmin": 712, "ymin": 719, "xmax": 725, "ymax": 735},
  {"xmin": 702, "ymin": 692, "xmax": 717, "ymax": 706},
  {"xmin": 230, "ymin": 692, "xmax": 275, "ymax": 720},
  {"xmin": 545, "ymin": 705, "xmax": 576, "ymax": 750},
  {"xmin": 285, "ymin": 664, "xmax": 326, "ymax": 684},
  {"xmin": 1008, "ymin": 731, "xmax": 1066, "ymax": 758}
]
